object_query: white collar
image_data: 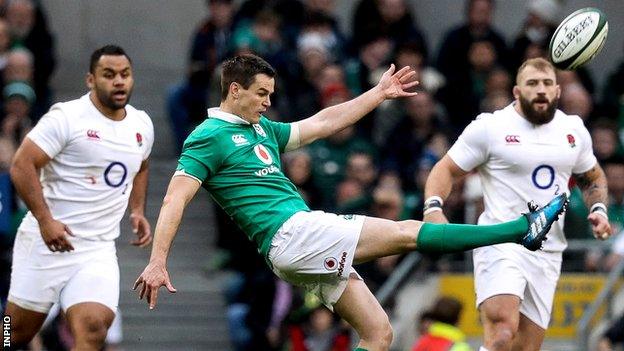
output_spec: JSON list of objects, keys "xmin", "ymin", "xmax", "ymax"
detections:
[{"xmin": 207, "ymin": 108, "xmax": 250, "ymax": 125}]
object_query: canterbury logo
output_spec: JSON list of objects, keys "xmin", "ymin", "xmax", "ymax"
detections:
[
  {"xmin": 232, "ymin": 134, "xmax": 249, "ymax": 146},
  {"xmin": 529, "ymin": 212, "xmax": 548, "ymax": 236},
  {"xmin": 505, "ymin": 135, "xmax": 520, "ymax": 143},
  {"xmin": 87, "ymin": 130, "xmax": 100, "ymax": 139}
]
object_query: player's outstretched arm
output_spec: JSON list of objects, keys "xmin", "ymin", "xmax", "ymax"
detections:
[
  {"xmin": 11, "ymin": 138, "xmax": 74, "ymax": 252},
  {"xmin": 423, "ymin": 155, "xmax": 469, "ymax": 223},
  {"xmin": 133, "ymin": 175, "xmax": 201, "ymax": 309},
  {"xmin": 294, "ymin": 64, "xmax": 418, "ymax": 147},
  {"xmin": 129, "ymin": 159, "xmax": 152, "ymax": 247},
  {"xmin": 574, "ymin": 163, "xmax": 612, "ymax": 240}
]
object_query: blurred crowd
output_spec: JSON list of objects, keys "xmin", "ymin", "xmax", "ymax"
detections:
[{"xmin": 3, "ymin": 0, "xmax": 624, "ymax": 350}]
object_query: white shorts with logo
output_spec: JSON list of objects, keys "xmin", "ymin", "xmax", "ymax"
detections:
[
  {"xmin": 267, "ymin": 211, "xmax": 365, "ymax": 310},
  {"xmin": 473, "ymin": 244, "xmax": 562, "ymax": 329},
  {"xmin": 8, "ymin": 229, "xmax": 119, "ymax": 314}
]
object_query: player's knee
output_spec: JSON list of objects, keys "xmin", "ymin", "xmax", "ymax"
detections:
[
  {"xmin": 75, "ymin": 315, "xmax": 109, "ymax": 345},
  {"xmin": 380, "ymin": 321, "xmax": 393, "ymax": 348},
  {"xmin": 397, "ymin": 220, "xmax": 419, "ymax": 245},
  {"xmin": 361, "ymin": 316, "xmax": 393, "ymax": 349},
  {"xmin": 491, "ymin": 323, "xmax": 516, "ymax": 349}
]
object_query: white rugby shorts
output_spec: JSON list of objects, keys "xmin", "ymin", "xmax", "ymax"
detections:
[
  {"xmin": 473, "ymin": 244, "xmax": 561, "ymax": 329},
  {"xmin": 8, "ymin": 228, "xmax": 119, "ymax": 313},
  {"xmin": 267, "ymin": 210, "xmax": 365, "ymax": 310}
]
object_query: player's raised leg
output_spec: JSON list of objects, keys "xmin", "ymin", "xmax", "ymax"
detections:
[{"xmin": 354, "ymin": 193, "xmax": 569, "ymax": 263}]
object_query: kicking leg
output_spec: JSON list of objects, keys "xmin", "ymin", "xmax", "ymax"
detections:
[
  {"xmin": 333, "ymin": 276, "xmax": 392, "ymax": 350},
  {"xmin": 354, "ymin": 193, "xmax": 568, "ymax": 263}
]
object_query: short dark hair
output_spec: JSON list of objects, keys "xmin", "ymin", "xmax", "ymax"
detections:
[
  {"xmin": 429, "ymin": 296, "xmax": 463, "ymax": 326},
  {"xmin": 89, "ymin": 45, "xmax": 131, "ymax": 74},
  {"xmin": 220, "ymin": 54, "xmax": 276, "ymax": 101}
]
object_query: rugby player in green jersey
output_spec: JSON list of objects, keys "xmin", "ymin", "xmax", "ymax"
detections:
[{"xmin": 134, "ymin": 54, "xmax": 567, "ymax": 351}]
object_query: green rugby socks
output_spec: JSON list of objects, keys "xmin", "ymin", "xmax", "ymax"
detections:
[{"xmin": 416, "ymin": 216, "xmax": 528, "ymax": 253}]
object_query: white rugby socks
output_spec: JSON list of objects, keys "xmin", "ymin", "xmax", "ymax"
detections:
[{"xmin": 479, "ymin": 347, "xmax": 490, "ymax": 351}]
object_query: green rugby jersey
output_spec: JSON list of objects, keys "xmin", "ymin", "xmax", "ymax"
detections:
[{"xmin": 177, "ymin": 108, "xmax": 310, "ymax": 257}]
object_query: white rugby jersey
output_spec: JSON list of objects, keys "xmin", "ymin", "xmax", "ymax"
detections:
[
  {"xmin": 448, "ymin": 103, "xmax": 596, "ymax": 253},
  {"xmin": 19, "ymin": 93, "xmax": 154, "ymax": 241}
]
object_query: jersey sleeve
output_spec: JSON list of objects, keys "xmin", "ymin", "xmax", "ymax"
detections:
[
  {"xmin": 263, "ymin": 118, "xmax": 291, "ymax": 153},
  {"xmin": 447, "ymin": 117, "xmax": 489, "ymax": 171},
  {"xmin": 572, "ymin": 121, "xmax": 598, "ymax": 174},
  {"xmin": 141, "ymin": 111, "xmax": 155, "ymax": 160},
  {"xmin": 176, "ymin": 131, "xmax": 222, "ymax": 183},
  {"xmin": 25, "ymin": 104, "xmax": 70, "ymax": 158}
]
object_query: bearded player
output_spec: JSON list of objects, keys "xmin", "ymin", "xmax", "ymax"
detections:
[{"xmin": 424, "ymin": 57, "xmax": 611, "ymax": 351}]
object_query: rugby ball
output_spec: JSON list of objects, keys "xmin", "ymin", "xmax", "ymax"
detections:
[{"xmin": 548, "ymin": 7, "xmax": 608, "ymax": 70}]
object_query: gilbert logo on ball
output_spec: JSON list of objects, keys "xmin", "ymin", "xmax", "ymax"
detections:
[{"xmin": 549, "ymin": 7, "xmax": 608, "ymax": 70}]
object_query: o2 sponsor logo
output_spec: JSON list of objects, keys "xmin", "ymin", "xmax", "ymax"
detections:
[
  {"xmin": 532, "ymin": 164, "xmax": 560, "ymax": 194},
  {"xmin": 104, "ymin": 162, "xmax": 127, "ymax": 187}
]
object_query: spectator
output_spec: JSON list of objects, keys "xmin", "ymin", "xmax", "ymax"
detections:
[
  {"xmin": 604, "ymin": 157, "xmax": 624, "ymax": 232},
  {"xmin": 480, "ymin": 67, "xmax": 512, "ymax": 113},
  {"xmin": 336, "ymin": 151, "xmax": 379, "ymax": 214},
  {"xmin": 560, "ymin": 82, "xmax": 594, "ymax": 122},
  {"xmin": 287, "ymin": 303, "xmax": 351, "ymax": 351},
  {"xmin": 603, "ymin": 41, "xmax": 624, "ymax": 119},
  {"xmin": 440, "ymin": 38, "xmax": 504, "ymax": 132},
  {"xmin": 299, "ymin": 10, "xmax": 345, "ymax": 62},
  {"xmin": 357, "ymin": 184, "xmax": 405, "ymax": 292},
  {"xmin": 510, "ymin": 0, "xmax": 560, "ymax": 70},
  {"xmin": 232, "ymin": 10, "xmax": 286, "ymax": 67},
  {"xmin": 281, "ymin": 31, "xmax": 332, "ymax": 121},
  {"xmin": 1, "ymin": 80, "xmax": 34, "ymax": 146},
  {"xmin": 371, "ymin": 43, "xmax": 447, "ymax": 147},
  {"xmin": 234, "ymin": 0, "xmax": 305, "ymax": 51},
  {"xmin": 308, "ymin": 83, "xmax": 375, "ymax": 209},
  {"xmin": 345, "ymin": 34, "xmax": 393, "ymax": 97},
  {"xmin": 411, "ymin": 296, "xmax": 472, "ymax": 351},
  {"xmin": 6, "ymin": 0, "xmax": 55, "ymax": 118},
  {"xmin": 0, "ymin": 19, "xmax": 12, "ymax": 78},
  {"xmin": 591, "ymin": 119, "xmax": 622, "ymax": 163},
  {"xmin": 345, "ymin": 151, "xmax": 377, "ymax": 191},
  {"xmin": 167, "ymin": 0, "xmax": 235, "ymax": 153},
  {"xmin": 4, "ymin": 47, "xmax": 33, "ymax": 84},
  {"xmin": 351, "ymin": 0, "xmax": 428, "ymax": 58},
  {"xmin": 436, "ymin": 0, "xmax": 509, "ymax": 82},
  {"xmin": 283, "ymin": 149, "xmax": 321, "ymax": 209},
  {"xmin": 381, "ymin": 91, "xmax": 448, "ymax": 189},
  {"xmin": 394, "ymin": 42, "xmax": 445, "ymax": 96}
]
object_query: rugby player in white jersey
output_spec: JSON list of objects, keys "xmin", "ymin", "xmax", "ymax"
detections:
[
  {"xmin": 3, "ymin": 45, "xmax": 154, "ymax": 350},
  {"xmin": 424, "ymin": 57, "xmax": 611, "ymax": 351},
  {"xmin": 134, "ymin": 54, "xmax": 567, "ymax": 351}
]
